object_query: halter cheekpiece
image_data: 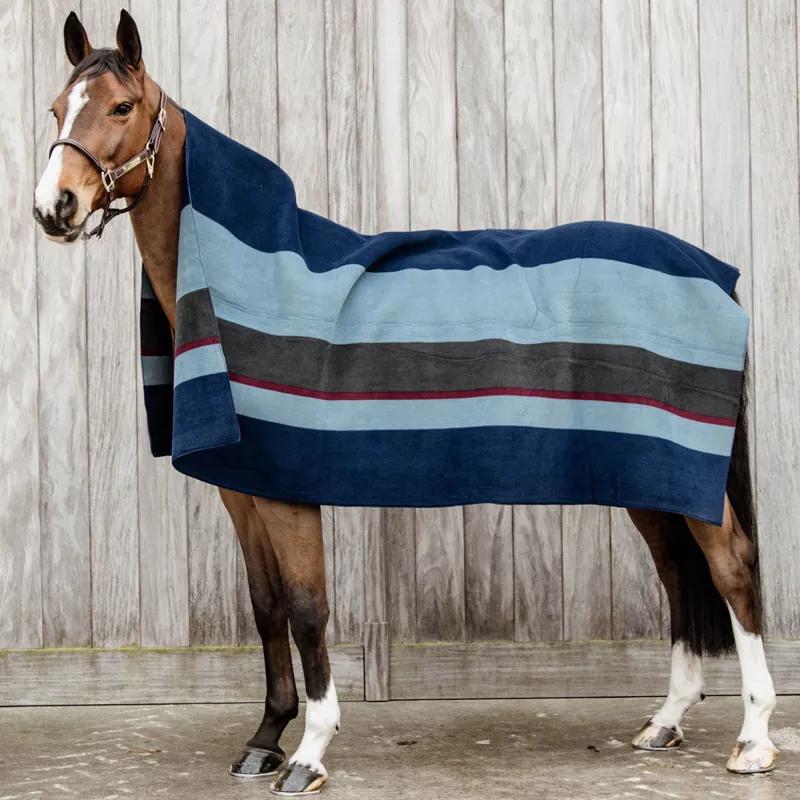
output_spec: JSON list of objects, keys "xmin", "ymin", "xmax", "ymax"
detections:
[{"xmin": 49, "ymin": 89, "xmax": 168, "ymax": 239}]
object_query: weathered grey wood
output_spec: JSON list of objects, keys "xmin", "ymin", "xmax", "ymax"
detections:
[
  {"xmin": 387, "ymin": 639, "xmax": 800, "ymax": 700},
  {"xmin": 553, "ymin": 0, "xmax": 610, "ymax": 643},
  {"xmin": 364, "ymin": 622, "xmax": 389, "ymax": 701},
  {"xmin": 385, "ymin": 509, "xmax": 417, "ymax": 643},
  {"xmin": 278, "ymin": 0, "xmax": 328, "ymax": 217},
  {"xmin": 513, "ymin": 505, "xmax": 563, "ymax": 642},
  {"xmin": 415, "ymin": 507, "xmax": 466, "ymax": 642},
  {"xmin": 505, "ymin": 0, "xmax": 556, "ymax": 230},
  {"xmin": 363, "ymin": 508, "xmax": 388, "ymax": 698},
  {"xmin": 455, "ymin": 0, "xmax": 512, "ymax": 643},
  {"xmin": 503, "ymin": 0, "xmax": 562, "ymax": 645},
  {"xmin": 406, "ymin": 0, "xmax": 458, "ymax": 647},
  {"xmin": 0, "ymin": 645, "xmax": 364, "ymax": 705},
  {"xmin": 0, "ymin": 0, "xmax": 42, "ymax": 651},
  {"xmin": 179, "ymin": 0, "xmax": 238, "ymax": 646},
  {"xmin": 226, "ymin": 0, "xmax": 279, "ymax": 648},
  {"xmin": 456, "ymin": 0, "xmax": 506, "ymax": 228},
  {"xmin": 80, "ymin": 1, "xmax": 140, "ymax": 649},
  {"xmin": 408, "ymin": 0, "xmax": 458, "ymax": 229},
  {"xmin": 651, "ymin": 0, "xmax": 701, "ymax": 245},
  {"xmin": 32, "ymin": 0, "xmax": 91, "ymax": 648},
  {"xmin": 602, "ymin": 0, "xmax": 660, "ymax": 640},
  {"xmin": 465, "ymin": 505, "xmax": 514, "ymax": 641},
  {"xmin": 553, "ymin": 0, "xmax": 604, "ymax": 222},
  {"xmin": 130, "ymin": 0, "xmax": 189, "ymax": 650},
  {"xmin": 325, "ymin": 0, "xmax": 358, "ymax": 227},
  {"xmin": 749, "ymin": 0, "xmax": 800, "ymax": 637},
  {"xmin": 334, "ymin": 508, "xmax": 367, "ymax": 644}
]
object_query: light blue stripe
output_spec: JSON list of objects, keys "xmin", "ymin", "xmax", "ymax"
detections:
[
  {"xmin": 178, "ymin": 207, "xmax": 748, "ymax": 370},
  {"xmin": 174, "ymin": 344, "xmax": 227, "ymax": 386},
  {"xmin": 228, "ymin": 382, "xmax": 734, "ymax": 456},
  {"xmin": 142, "ymin": 356, "xmax": 172, "ymax": 386}
]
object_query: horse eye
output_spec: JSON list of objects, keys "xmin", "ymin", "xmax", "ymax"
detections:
[{"xmin": 113, "ymin": 103, "xmax": 132, "ymax": 116}]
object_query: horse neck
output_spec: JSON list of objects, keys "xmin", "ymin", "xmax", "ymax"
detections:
[{"xmin": 129, "ymin": 93, "xmax": 186, "ymax": 328}]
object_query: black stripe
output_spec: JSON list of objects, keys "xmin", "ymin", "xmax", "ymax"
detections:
[{"xmin": 140, "ymin": 297, "xmax": 173, "ymax": 355}]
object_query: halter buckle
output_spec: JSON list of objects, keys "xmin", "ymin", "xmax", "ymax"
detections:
[
  {"xmin": 101, "ymin": 170, "xmax": 115, "ymax": 193},
  {"xmin": 146, "ymin": 151, "xmax": 155, "ymax": 178}
]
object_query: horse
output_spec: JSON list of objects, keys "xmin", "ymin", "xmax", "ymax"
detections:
[{"xmin": 32, "ymin": 10, "xmax": 778, "ymax": 796}]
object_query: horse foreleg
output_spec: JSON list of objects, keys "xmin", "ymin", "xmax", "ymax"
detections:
[
  {"xmin": 627, "ymin": 509, "xmax": 704, "ymax": 750},
  {"xmin": 220, "ymin": 489, "xmax": 299, "ymax": 779},
  {"xmin": 254, "ymin": 498, "xmax": 339, "ymax": 797},
  {"xmin": 684, "ymin": 497, "xmax": 777, "ymax": 774}
]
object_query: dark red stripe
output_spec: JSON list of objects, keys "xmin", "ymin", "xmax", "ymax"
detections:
[
  {"xmin": 227, "ymin": 372, "xmax": 736, "ymax": 427},
  {"xmin": 174, "ymin": 335, "xmax": 220, "ymax": 357}
]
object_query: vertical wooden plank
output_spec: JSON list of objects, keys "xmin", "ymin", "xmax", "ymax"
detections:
[
  {"xmin": 749, "ymin": 0, "xmax": 800, "ymax": 636},
  {"xmin": 553, "ymin": 0, "xmax": 604, "ymax": 222},
  {"xmin": 130, "ymin": 0, "xmax": 189, "ymax": 650},
  {"xmin": 514, "ymin": 506, "xmax": 563, "ymax": 641},
  {"xmin": 553, "ymin": 0, "xmax": 610, "ymax": 641},
  {"xmin": 651, "ymin": 0, "xmax": 702, "ymax": 640},
  {"xmin": 333, "ymin": 508, "xmax": 369, "ymax": 644},
  {"xmin": 180, "ymin": 0, "xmax": 237, "ymax": 645},
  {"xmin": 603, "ymin": 0, "xmax": 660, "ymax": 640},
  {"xmin": 324, "ymin": 0, "xmax": 357, "ymax": 646},
  {"xmin": 416, "ymin": 507, "xmax": 466, "ymax": 641},
  {"xmin": 505, "ymin": 0, "xmax": 562, "ymax": 642},
  {"xmin": 699, "ymin": 0, "xmax": 753, "ymax": 636},
  {"xmin": 278, "ymin": 0, "xmax": 328, "ymax": 216},
  {"xmin": 456, "ymin": 0, "xmax": 513, "ymax": 642},
  {"xmin": 0, "ymin": 0, "xmax": 42, "ymax": 650},
  {"xmin": 505, "ymin": 0, "xmax": 556, "ymax": 229},
  {"xmin": 400, "ymin": 0, "xmax": 459, "ymax": 646},
  {"xmin": 33, "ymin": 0, "xmax": 91, "ymax": 647},
  {"xmin": 228, "ymin": 0, "xmax": 279, "ymax": 646},
  {"xmin": 364, "ymin": 510, "xmax": 388, "ymax": 700},
  {"xmin": 81, "ymin": 1, "xmax": 140, "ymax": 648}
]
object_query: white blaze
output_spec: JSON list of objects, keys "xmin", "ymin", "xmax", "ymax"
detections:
[
  {"xmin": 35, "ymin": 78, "xmax": 89, "ymax": 216},
  {"xmin": 288, "ymin": 678, "xmax": 340, "ymax": 777}
]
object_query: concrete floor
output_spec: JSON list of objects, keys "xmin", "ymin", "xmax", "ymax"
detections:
[{"xmin": 1, "ymin": 698, "xmax": 799, "ymax": 799}]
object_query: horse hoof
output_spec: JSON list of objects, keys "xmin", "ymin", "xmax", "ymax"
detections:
[
  {"xmin": 230, "ymin": 747, "xmax": 286, "ymax": 778},
  {"xmin": 632, "ymin": 719, "xmax": 683, "ymax": 751},
  {"xmin": 727, "ymin": 740, "xmax": 778, "ymax": 774},
  {"xmin": 270, "ymin": 763, "xmax": 328, "ymax": 796}
]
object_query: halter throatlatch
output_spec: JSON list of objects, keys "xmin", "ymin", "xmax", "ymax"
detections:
[{"xmin": 49, "ymin": 90, "xmax": 168, "ymax": 239}]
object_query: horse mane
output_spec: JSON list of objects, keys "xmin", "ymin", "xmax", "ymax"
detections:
[{"xmin": 67, "ymin": 48, "xmax": 133, "ymax": 87}]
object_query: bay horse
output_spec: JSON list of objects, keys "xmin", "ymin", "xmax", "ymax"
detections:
[{"xmin": 32, "ymin": 10, "xmax": 778, "ymax": 795}]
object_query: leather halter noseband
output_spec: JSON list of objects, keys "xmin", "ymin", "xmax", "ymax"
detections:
[{"xmin": 49, "ymin": 90, "xmax": 168, "ymax": 239}]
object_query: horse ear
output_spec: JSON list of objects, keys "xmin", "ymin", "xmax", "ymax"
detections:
[
  {"xmin": 116, "ymin": 9, "xmax": 142, "ymax": 69},
  {"xmin": 64, "ymin": 11, "xmax": 92, "ymax": 67}
]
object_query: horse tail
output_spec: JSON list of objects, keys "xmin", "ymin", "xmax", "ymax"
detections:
[
  {"xmin": 669, "ymin": 290, "xmax": 757, "ymax": 657},
  {"xmin": 725, "ymin": 290, "xmax": 763, "ymax": 630}
]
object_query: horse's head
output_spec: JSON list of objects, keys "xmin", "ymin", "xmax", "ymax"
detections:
[{"xmin": 33, "ymin": 10, "xmax": 157, "ymax": 243}]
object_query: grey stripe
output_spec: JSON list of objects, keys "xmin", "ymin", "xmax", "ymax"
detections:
[
  {"xmin": 216, "ymin": 318, "xmax": 740, "ymax": 420},
  {"xmin": 175, "ymin": 288, "xmax": 218, "ymax": 350}
]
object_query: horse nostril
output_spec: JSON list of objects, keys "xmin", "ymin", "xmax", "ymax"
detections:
[{"xmin": 56, "ymin": 190, "xmax": 78, "ymax": 220}]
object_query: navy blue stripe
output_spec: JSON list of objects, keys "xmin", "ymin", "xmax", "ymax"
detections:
[
  {"xmin": 183, "ymin": 111, "xmax": 739, "ymax": 292},
  {"xmin": 170, "ymin": 376, "xmax": 728, "ymax": 524}
]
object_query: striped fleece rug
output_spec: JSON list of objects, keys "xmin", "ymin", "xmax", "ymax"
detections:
[{"xmin": 140, "ymin": 111, "xmax": 749, "ymax": 525}]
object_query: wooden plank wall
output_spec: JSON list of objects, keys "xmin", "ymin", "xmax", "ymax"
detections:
[{"xmin": 3, "ymin": 0, "xmax": 800, "ymax": 664}]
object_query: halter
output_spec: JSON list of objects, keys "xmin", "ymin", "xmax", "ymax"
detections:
[{"xmin": 49, "ymin": 90, "xmax": 168, "ymax": 239}]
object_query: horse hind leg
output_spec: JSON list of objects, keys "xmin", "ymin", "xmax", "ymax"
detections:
[
  {"xmin": 627, "ymin": 509, "xmax": 705, "ymax": 751},
  {"xmin": 220, "ymin": 489, "xmax": 299, "ymax": 779},
  {"xmin": 254, "ymin": 497, "xmax": 339, "ymax": 797},
  {"xmin": 684, "ymin": 496, "xmax": 777, "ymax": 774}
]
